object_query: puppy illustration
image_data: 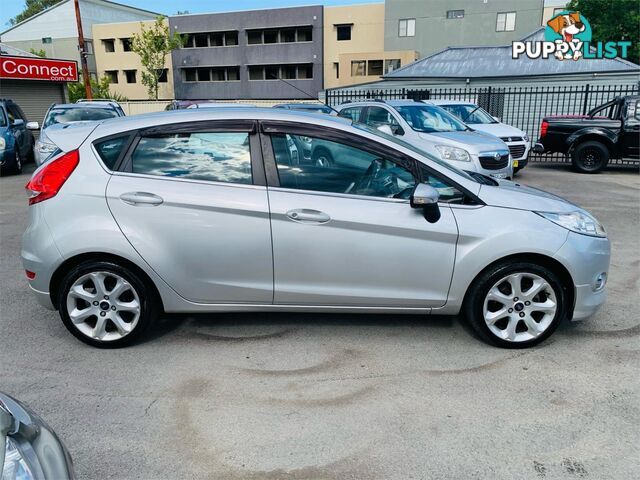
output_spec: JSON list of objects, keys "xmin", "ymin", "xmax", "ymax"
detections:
[{"xmin": 547, "ymin": 12, "xmax": 585, "ymax": 60}]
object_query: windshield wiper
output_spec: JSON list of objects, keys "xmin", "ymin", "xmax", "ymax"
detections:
[{"xmin": 462, "ymin": 106, "xmax": 481, "ymax": 123}]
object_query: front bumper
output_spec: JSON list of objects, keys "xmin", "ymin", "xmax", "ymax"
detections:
[{"xmin": 553, "ymin": 231, "xmax": 611, "ymax": 321}]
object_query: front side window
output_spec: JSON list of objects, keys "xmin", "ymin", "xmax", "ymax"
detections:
[
  {"xmin": 439, "ymin": 104, "xmax": 497, "ymax": 124},
  {"xmin": 496, "ymin": 12, "xmax": 516, "ymax": 31},
  {"xmin": 395, "ymin": 105, "xmax": 468, "ymax": 133},
  {"xmin": 398, "ymin": 18, "xmax": 416, "ymax": 37},
  {"xmin": 130, "ymin": 132, "xmax": 252, "ymax": 185},
  {"xmin": 270, "ymin": 133, "xmax": 416, "ymax": 199},
  {"xmin": 43, "ymin": 107, "xmax": 118, "ymax": 128}
]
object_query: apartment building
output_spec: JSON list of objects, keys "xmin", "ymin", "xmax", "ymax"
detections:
[
  {"xmin": 93, "ymin": 20, "xmax": 174, "ymax": 100},
  {"xmin": 384, "ymin": 0, "xmax": 545, "ymax": 58},
  {"xmin": 323, "ymin": 4, "xmax": 416, "ymax": 89},
  {"xmin": 169, "ymin": 6, "xmax": 323, "ymax": 100},
  {"xmin": 0, "ymin": 0, "xmax": 157, "ymax": 78}
]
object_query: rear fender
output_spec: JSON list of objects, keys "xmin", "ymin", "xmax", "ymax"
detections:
[{"xmin": 566, "ymin": 127, "xmax": 617, "ymax": 153}]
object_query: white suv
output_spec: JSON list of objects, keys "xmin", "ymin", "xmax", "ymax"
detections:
[{"xmin": 335, "ymin": 100, "xmax": 513, "ymax": 179}]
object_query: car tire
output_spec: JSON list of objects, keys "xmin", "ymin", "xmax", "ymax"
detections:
[
  {"xmin": 13, "ymin": 149, "xmax": 22, "ymax": 174},
  {"xmin": 464, "ymin": 261, "xmax": 566, "ymax": 348},
  {"xmin": 57, "ymin": 260, "xmax": 159, "ymax": 348},
  {"xmin": 572, "ymin": 141, "xmax": 609, "ymax": 174},
  {"xmin": 312, "ymin": 148, "xmax": 333, "ymax": 168}
]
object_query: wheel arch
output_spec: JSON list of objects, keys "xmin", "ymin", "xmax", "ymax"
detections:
[
  {"xmin": 567, "ymin": 132, "xmax": 616, "ymax": 155},
  {"xmin": 462, "ymin": 252, "xmax": 575, "ymax": 318},
  {"xmin": 49, "ymin": 252, "xmax": 164, "ymax": 312}
]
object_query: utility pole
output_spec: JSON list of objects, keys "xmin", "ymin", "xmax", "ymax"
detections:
[{"xmin": 73, "ymin": 0, "xmax": 92, "ymax": 99}]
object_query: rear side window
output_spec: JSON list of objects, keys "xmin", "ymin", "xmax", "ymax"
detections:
[
  {"xmin": 130, "ymin": 132, "xmax": 252, "ymax": 184},
  {"xmin": 94, "ymin": 136, "xmax": 129, "ymax": 170},
  {"xmin": 338, "ymin": 107, "xmax": 363, "ymax": 122}
]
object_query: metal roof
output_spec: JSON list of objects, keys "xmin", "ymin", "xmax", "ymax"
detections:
[{"xmin": 384, "ymin": 28, "xmax": 639, "ymax": 80}]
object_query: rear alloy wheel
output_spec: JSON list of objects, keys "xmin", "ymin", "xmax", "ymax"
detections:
[
  {"xmin": 58, "ymin": 261, "xmax": 158, "ymax": 348},
  {"xmin": 572, "ymin": 141, "xmax": 609, "ymax": 174},
  {"xmin": 465, "ymin": 262, "xmax": 565, "ymax": 348}
]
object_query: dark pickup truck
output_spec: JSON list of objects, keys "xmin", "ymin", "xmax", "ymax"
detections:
[{"xmin": 533, "ymin": 95, "xmax": 639, "ymax": 173}]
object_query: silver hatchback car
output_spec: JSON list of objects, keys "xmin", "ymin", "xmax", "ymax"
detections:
[{"xmin": 22, "ymin": 109, "xmax": 610, "ymax": 348}]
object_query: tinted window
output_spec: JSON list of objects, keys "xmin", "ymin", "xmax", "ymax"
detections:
[
  {"xmin": 95, "ymin": 136, "xmax": 128, "ymax": 170},
  {"xmin": 338, "ymin": 107, "xmax": 363, "ymax": 122},
  {"xmin": 131, "ymin": 132, "xmax": 252, "ymax": 184},
  {"xmin": 271, "ymin": 133, "xmax": 416, "ymax": 199},
  {"xmin": 395, "ymin": 105, "xmax": 467, "ymax": 133},
  {"xmin": 44, "ymin": 107, "xmax": 118, "ymax": 127}
]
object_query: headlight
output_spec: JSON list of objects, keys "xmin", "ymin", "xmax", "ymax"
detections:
[
  {"xmin": 3, "ymin": 437, "xmax": 35, "ymax": 480},
  {"xmin": 536, "ymin": 210, "xmax": 606, "ymax": 238},
  {"xmin": 36, "ymin": 141, "xmax": 56, "ymax": 155},
  {"xmin": 0, "ymin": 137, "xmax": 5, "ymax": 151},
  {"xmin": 434, "ymin": 145, "xmax": 471, "ymax": 162}
]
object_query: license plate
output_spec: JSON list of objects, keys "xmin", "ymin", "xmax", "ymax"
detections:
[
  {"xmin": 513, "ymin": 160, "xmax": 519, "ymax": 168},
  {"xmin": 490, "ymin": 172, "xmax": 509, "ymax": 179}
]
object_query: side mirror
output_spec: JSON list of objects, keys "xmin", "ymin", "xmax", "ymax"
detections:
[
  {"xmin": 411, "ymin": 183, "xmax": 441, "ymax": 223},
  {"xmin": 376, "ymin": 124, "xmax": 394, "ymax": 136},
  {"xmin": 26, "ymin": 121, "xmax": 40, "ymax": 131},
  {"xmin": 492, "ymin": 116, "xmax": 501, "ymax": 122},
  {"xmin": 11, "ymin": 118, "xmax": 24, "ymax": 127}
]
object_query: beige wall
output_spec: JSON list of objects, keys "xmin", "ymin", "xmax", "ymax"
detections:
[
  {"xmin": 324, "ymin": 4, "xmax": 416, "ymax": 88},
  {"xmin": 92, "ymin": 20, "xmax": 174, "ymax": 100}
]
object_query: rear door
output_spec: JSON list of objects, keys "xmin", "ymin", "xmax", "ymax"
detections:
[{"xmin": 104, "ymin": 120, "xmax": 273, "ymax": 304}]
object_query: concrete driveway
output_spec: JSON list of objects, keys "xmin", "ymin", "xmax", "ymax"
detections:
[{"xmin": 1, "ymin": 163, "xmax": 638, "ymax": 479}]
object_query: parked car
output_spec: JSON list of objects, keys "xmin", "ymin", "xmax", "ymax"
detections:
[
  {"xmin": 32, "ymin": 102, "xmax": 125, "ymax": 166},
  {"xmin": 76, "ymin": 98, "xmax": 125, "ymax": 116},
  {"xmin": 1, "ymin": 392, "xmax": 75, "ymax": 479},
  {"xmin": 533, "ymin": 95, "xmax": 640, "ymax": 173},
  {"xmin": 428, "ymin": 100, "xmax": 531, "ymax": 174},
  {"xmin": 22, "ymin": 109, "xmax": 609, "ymax": 349},
  {"xmin": 0, "ymin": 99, "xmax": 35, "ymax": 175},
  {"xmin": 335, "ymin": 100, "xmax": 513, "ymax": 179},
  {"xmin": 273, "ymin": 103, "xmax": 333, "ymax": 114},
  {"xmin": 186, "ymin": 102, "xmax": 256, "ymax": 109}
]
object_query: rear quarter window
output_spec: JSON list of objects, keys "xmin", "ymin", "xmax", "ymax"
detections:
[{"xmin": 94, "ymin": 136, "xmax": 129, "ymax": 170}]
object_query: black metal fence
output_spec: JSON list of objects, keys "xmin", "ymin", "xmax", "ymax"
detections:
[{"xmin": 326, "ymin": 83, "xmax": 640, "ymax": 165}]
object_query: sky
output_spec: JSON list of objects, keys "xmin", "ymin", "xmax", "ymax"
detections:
[{"xmin": 1, "ymin": 0, "xmax": 383, "ymax": 29}]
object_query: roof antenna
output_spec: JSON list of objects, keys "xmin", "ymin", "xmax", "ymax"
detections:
[{"xmin": 267, "ymin": 72, "xmax": 340, "ymax": 115}]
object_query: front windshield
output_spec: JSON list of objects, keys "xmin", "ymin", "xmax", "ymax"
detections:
[
  {"xmin": 395, "ymin": 105, "xmax": 468, "ymax": 133},
  {"xmin": 354, "ymin": 123, "xmax": 478, "ymax": 183},
  {"xmin": 440, "ymin": 104, "xmax": 497, "ymax": 124},
  {"xmin": 44, "ymin": 107, "xmax": 118, "ymax": 128},
  {"xmin": 0, "ymin": 109, "xmax": 7, "ymax": 127}
]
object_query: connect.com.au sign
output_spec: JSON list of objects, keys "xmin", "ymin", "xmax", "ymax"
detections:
[{"xmin": 0, "ymin": 55, "xmax": 78, "ymax": 82}]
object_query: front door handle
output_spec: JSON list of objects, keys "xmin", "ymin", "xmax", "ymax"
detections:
[
  {"xmin": 286, "ymin": 209, "xmax": 331, "ymax": 224},
  {"xmin": 119, "ymin": 192, "xmax": 164, "ymax": 206}
]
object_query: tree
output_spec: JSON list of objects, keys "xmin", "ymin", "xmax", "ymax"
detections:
[
  {"xmin": 10, "ymin": 0, "xmax": 60, "ymax": 25},
  {"xmin": 67, "ymin": 76, "xmax": 128, "ymax": 103},
  {"xmin": 131, "ymin": 17, "xmax": 183, "ymax": 100},
  {"xmin": 29, "ymin": 48, "xmax": 47, "ymax": 57},
  {"xmin": 566, "ymin": 0, "xmax": 639, "ymax": 64}
]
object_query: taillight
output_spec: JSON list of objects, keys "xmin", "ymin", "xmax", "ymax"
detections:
[
  {"xmin": 25, "ymin": 270, "xmax": 36, "ymax": 280},
  {"xmin": 540, "ymin": 120, "xmax": 549, "ymax": 138},
  {"xmin": 25, "ymin": 150, "xmax": 79, "ymax": 205}
]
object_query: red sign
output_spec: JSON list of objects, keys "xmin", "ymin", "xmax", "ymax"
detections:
[{"xmin": 0, "ymin": 55, "xmax": 78, "ymax": 82}]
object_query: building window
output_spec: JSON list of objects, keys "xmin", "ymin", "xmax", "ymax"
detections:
[
  {"xmin": 496, "ymin": 12, "xmax": 516, "ymax": 31},
  {"xmin": 183, "ymin": 31, "xmax": 239, "ymax": 48},
  {"xmin": 121, "ymin": 38, "xmax": 133, "ymax": 52},
  {"xmin": 41, "ymin": 37, "xmax": 52, "ymax": 44},
  {"xmin": 446, "ymin": 10, "xmax": 464, "ymax": 19},
  {"xmin": 367, "ymin": 60, "xmax": 383, "ymax": 76},
  {"xmin": 105, "ymin": 70, "xmax": 118, "ymax": 83},
  {"xmin": 124, "ymin": 70, "xmax": 136, "ymax": 83},
  {"xmin": 398, "ymin": 18, "xmax": 415, "ymax": 37},
  {"xmin": 333, "ymin": 62, "xmax": 339, "ymax": 78},
  {"xmin": 84, "ymin": 40, "xmax": 94, "ymax": 55},
  {"xmin": 103, "ymin": 39, "xmax": 115, "ymax": 53},
  {"xmin": 384, "ymin": 59, "xmax": 401, "ymax": 74},
  {"xmin": 246, "ymin": 26, "xmax": 312, "ymax": 45},
  {"xmin": 157, "ymin": 69, "xmax": 168, "ymax": 83},
  {"xmin": 247, "ymin": 63, "xmax": 313, "ymax": 81},
  {"xmin": 183, "ymin": 66, "xmax": 240, "ymax": 82},
  {"xmin": 336, "ymin": 24, "xmax": 352, "ymax": 41},
  {"xmin": 351, "ymin": 60, "xmax": 366, "ymax": 77}
]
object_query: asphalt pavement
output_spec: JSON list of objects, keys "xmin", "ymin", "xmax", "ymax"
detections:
[{"xmin": 1, "ymin": 162, "xmax": 638, "ymax": 479}]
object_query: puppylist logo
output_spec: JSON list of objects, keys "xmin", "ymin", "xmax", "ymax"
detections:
[{"xmin": 512, "ymin": 11, "xmax": 632, "ymax": 61}]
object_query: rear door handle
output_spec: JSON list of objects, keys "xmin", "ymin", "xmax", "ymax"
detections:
[
  {"xmin": 286, "ymin": 209, "xmax": 331, "ymax": 224},
  {"xmin": 119, "ymin": 192, "xmax": 164, "ymax": 206}
]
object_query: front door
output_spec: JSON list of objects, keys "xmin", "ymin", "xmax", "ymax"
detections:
[
  {"xmin": 621, "ymin": 99, "xmax": 640, "ymax": 158},
  {"xmin": 263, "ymin": 126, "xmax": 459, "ymax": 307},
  {"xmin": 105, "ymin": 124, "xmax": 273, "ymax": 304}
]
